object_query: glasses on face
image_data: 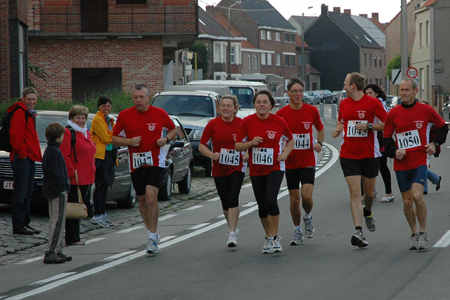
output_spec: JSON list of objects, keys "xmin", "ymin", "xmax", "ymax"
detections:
[{"xmin": 289, "ymin": 90, "xmax": 303, "ymax": 94}]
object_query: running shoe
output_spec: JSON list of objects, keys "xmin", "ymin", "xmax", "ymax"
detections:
[
  {"xmin": 290, "ymin": 227, "xmax": 304, "ymax": 245},
  {"xmin": 147, "ymin": 234, "xmax": 161, "ymax": 254},
  {"xmin": 409, "ymin": 233, "xmax": 419, "ymax": 250},
  {"xmin": 364, "ymin": 214, "xmax": 376, "ymax": 232},
  {"xmin": 262, "ymin": 237, "xmax": 274, "ymax": 254},
  {"xmin": 91, "ymin": 215, "xmax": 109, "ymax": 228},
  {"xmin": 436, "ymin": 176, "xmax": 442, "ymax": 191},
  {"xmin": 304, "ymin": 216, "xmax": 315, "ymax": 238},
  {"xmin": 418, "ymin": 232, "xmax": 429, "ymax": 250},
  {"xmin": 273, "ymin": 236, "xmax": 283, "ymax": 252},
  {"xmin": 228, "ymin": 228, "xmax": 239, "ymax": 237},
  {"xmin": 227, "ymin": 232, "xmax": 237, "ymax": 247},
  {"xmin": 351, "ymin": 230, "xmax": 368, "ymax": 248},
  {"xmin": 103, "ymin": 214, "xmax": 113, "ymax": 225}
]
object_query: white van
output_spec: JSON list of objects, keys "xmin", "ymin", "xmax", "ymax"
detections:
[{"xmin": 187, "ymin": 80, "xmax": 268, "ymax": 117}]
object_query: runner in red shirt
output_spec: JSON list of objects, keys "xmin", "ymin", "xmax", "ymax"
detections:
[
  {"xmin": 112, "ymin": 84, "xmax": 177, "ymax": 254},
  {"xmin": 199, "ymin": 95, "xmax": 247, "ymax": 247},
  {"xmin": 384, "ymin": 78, "xmax": 448, "ymax": 250},
  {"xmin": 236, "ymin": 90, "xmax": 294, "ymax": 254},
  {"xmin": 276, "ymin": 78, "xmax": 324, "ymax": 245},
  {"xmin": 332, "ymin": 72, "xmax": 387, "ymax": 248}
]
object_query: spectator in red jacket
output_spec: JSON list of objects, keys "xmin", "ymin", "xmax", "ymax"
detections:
[
  {"xmin": 9, "ymin": 87, "xmax": 43, "ymax": 235},
  {"xmin": 60, "ymin": 105, "xmax": 96, "ymax": 246}
]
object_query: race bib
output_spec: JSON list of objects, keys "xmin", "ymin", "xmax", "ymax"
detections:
[
  {"xmin": 132, "ymin": 151, "xmax": 154, "ymax": 169},
  {"xmin": 396, "ymin": 130, "xmax": 421, "ymax": 150},
  {"xmin": 219, "ymin": 149, "xmax": 240, "ymax": 166},
  {"xmin": 293, "ymin": 134, "xmax": 310, "ymax": 150},
  {"xmin": 347, "ymin": 120, "xmax": 368, "ymax": 137},
  {"xmin": 252, "ymin": 147, "xmax": 274, "ymax": 165}
]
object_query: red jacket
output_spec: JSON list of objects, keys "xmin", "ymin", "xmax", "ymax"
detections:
[
  {"xmin": 60, "ymin": 127, "xmax": 96, "ymax": 185},
  {"xmin": 8, "ymin": 102, "xmax": 42, "ymax": 162}
]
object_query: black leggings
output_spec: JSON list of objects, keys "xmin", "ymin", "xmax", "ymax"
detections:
[
  {"xmin": 214, "ymin": 171, "xmax": 245, "ymax": 210},
  {"xmin": 250, "ymin": 171, "xmax": 284, "ymax": 218},
  {"xmin": 93, "ymin": 180, "xmax": 108, "ymax": 215}
]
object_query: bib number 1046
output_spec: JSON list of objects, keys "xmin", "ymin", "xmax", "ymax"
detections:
[{"xmin": 252, "ymin": 147, "xmax": 274, "ymax": 165}]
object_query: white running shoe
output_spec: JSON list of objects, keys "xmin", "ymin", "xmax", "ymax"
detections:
[
  {"xmin": 147, "ymin": 234, "xmax": 161, "ymax": 254},
  {"xmin": 290, "ymin": 227, "xmax": 304, "ymax": 245},
  {"xmin": 273, "ymin": 236, "xmax": 283, "ymax": 252},
  {"xmin": 227, "ymin": 233, "xmax": 237, "ymax": 247},
  {"xmin": 304, "ymin": 216, "xmax": 315, "ymax": 238},
  {"xmin": 262, "ymin": 237, "xmax": 274, "ymax": 254}
]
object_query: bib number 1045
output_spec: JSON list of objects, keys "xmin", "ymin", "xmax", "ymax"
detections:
[{"xmin": 252, "ymin": 147, "xmax": 274, "ymax": 165}]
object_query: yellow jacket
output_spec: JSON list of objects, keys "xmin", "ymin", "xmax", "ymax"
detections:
[{"xmin": 90, "ymin": 110, "xmax": 117, "ymax": 164}]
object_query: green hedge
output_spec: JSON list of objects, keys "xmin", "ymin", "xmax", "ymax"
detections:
[{"xmin": 0, "ymin": 89, "xmax": 136, "ymax": 123}]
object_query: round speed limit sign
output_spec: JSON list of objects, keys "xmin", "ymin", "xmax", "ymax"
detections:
[{"xmin": 407, "ymin": 67, "xmax": 418, "ymax": 79}]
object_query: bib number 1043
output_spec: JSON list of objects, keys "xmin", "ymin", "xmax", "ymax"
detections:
[
  {"xmin": 347, "ymin": 120, "xmax": 368, "ymax": 137},
  {"xmin": 252, "ymin": 147, "xmax": 274, "ymax": 165}
]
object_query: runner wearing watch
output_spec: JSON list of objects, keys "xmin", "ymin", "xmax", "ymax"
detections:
[{"xmin": 276, "ymin": 78, "xmax": 324, "ymax": 245}]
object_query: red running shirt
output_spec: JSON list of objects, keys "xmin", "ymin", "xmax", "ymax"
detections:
[
  {"xmin": 338, "ymin": 94, "xmax": 387, "ymax": 159},
  {"xmin": 276, "ymin": 104, "xmax": 324, "ymax": 169},
  {"xmin": 383, "ymin": 102, "xmax": 446, "ymax": 171},
  {"xmin": 236, "ymin": 113, "xmax": 293, "ymax": 176},
  {"xmin": 113, "ymin": 106, "xmax": 175, "ymax": 172},
  {"xmin": 200, "ymin": 117, "xmax": 246, "ymax": 177}
]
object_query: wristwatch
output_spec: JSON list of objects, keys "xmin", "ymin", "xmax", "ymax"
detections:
[
  {"xmin": 434, "ymin": 142, "xmax": 440, "ymax": 148},
  {"xmin": 165, "ymin": 137, "xmax": 170, "ymax": 143},
  {"xmin": 318, "ymin": 141, "xmax": 323, "ymax": 147},
  {"xmin": 368, "ymin": 123, "xmax": 373, "ymax": 129}
]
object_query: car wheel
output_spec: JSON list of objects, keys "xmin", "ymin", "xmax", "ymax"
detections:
[
  {"xmin": 204, "ymin": 159, "xmax": 212, "ymax": 177},
  {"xmin": 178, "ymin": 165, "xmax": 192, "ymax": 194},
  {"xmin": 158, "ymin": 169, "xmax": 172, "ymax": 201},
  {"xmin": 117, "ymin": 182, "xmax": 136, "ymax": 209}
]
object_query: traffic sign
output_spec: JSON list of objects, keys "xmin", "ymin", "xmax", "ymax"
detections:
[
  {"xmin": 407, "ymin": 67, "xmax": 418, "ymax": 79},
  {"xmin": 392, "ymin": 69, "xmax": 402, "ymax": 85}
]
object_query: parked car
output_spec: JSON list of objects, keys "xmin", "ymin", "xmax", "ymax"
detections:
[
  {"xmin": 385, "ymin": 95, "xmax": 396, "ymax": 107},
  {"xmin": 151, "ymin": 90, "xmax": 220, "ymax": 176},
  {"xmin": 0, "ymin": 110, "xmax": 136, "ymax": 209},
  {"xmin": 388, "ymin": 96, "xmax": 401, "ymax": 110},
  {"xmin": 310, "ymin": 91, "xmax": 321, "ymax": 104},
  {"xmin": 303, "ymin": 91, "xmax": 314, "ymax": 104},
  {"xmin": 336, "ymin": 90, "xmax": 347, "ymax": 109},
  {"xmin": 314, "ymin": 89, "xmax": 334, "ymax": 104},
  {"xmin": 157, "ymin": 117, "xmax": 193, "ymax": 200},
  {"xmin": 332, "ymin": 91, "xmax": 341, "ymax": 103}
]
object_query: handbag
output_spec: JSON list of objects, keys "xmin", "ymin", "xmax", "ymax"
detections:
[{"xmin": 66, "ymin": 170, "xmax": 88, "ymax": 219}]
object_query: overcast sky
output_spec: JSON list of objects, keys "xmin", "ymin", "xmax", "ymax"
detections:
[{"xmin": 198, "ymin": 0, "xmax": 404, "ymax": 24}]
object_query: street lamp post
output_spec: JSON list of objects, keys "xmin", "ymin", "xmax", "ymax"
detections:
[
  {"xmin": 301, "ymin": 6, "xmax": 312, "ymax": 87},
  {"xmin": 228, "ymin": 1, "xmax": 241, "ymax": 80}
]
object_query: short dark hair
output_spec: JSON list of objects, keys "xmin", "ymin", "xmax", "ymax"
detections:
[
  {"xmin": 363, "ymin": 84, "xmax": 387, "ymax": 101},
  {"xmin": 97, "ymin": 96, "xmax": 112, "ymax": 108},
  {"xmin": 133, "ymin": 84, "xmax": 149, "ymax": 96},
  {"xmin": 253, "ymin": 90, "xmax": 275, "ymax": 109},
  {"xmin": 287, "ymin": 78, "xmax": 304, "ymax": 91},
  {"xmin": 45, "ymin": 122, "xmax": 65, "ymax": 142},
  {"xmin": 22, "ymin": 87, "xmax": 38, "ymax": 99},
  {"xmin": 347, "ymin": 72, "xmax": 365, "ymax": 91}
]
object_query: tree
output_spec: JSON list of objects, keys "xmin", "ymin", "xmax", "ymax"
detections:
[
  {"xmin": 386, "ymin": 55, "xmax": 402, "ymax": 79},
  {"xmin": 189, "ymin": 41, "xmax": 209, "ymax": 76},
  {"xmin": 28, "ymin": 62, "xmax": 49, "ymax": 87}
]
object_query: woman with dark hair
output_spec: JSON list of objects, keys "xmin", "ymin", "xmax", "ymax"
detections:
[
  {"xmin": 90, "ymin": 96, "xmax": 117, "ymax": 227},
  {"xmin": 364, "ymin": 84, "xmax": 394, "ymax": 203},
  {"xmin": 236, "ymin": 90, "xmax": 294, "ymax": 254}
]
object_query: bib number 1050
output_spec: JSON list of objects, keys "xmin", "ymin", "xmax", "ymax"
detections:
[
  {"xmin": 252, "ymin": 148, "xmax": 274, "ymax": 165},
  {"xmin": 396, "ymin": 130, "xmax": 421, "ymax": 150}
]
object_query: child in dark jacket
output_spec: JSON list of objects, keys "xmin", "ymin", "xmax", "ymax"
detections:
[{"xmin": 42, "ymin": 123, "xmax": 71, "ymax": 264}]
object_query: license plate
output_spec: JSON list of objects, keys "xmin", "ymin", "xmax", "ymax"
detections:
[{"xmin": 3, "ymin": 181, "xmax": 14, "ymax": 190}]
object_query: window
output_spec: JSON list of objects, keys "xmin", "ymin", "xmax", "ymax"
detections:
[
  {"xmin": 375, "ymin": 78, "xmax": 378, "ymax": 85},
  {"xmin": 275, "ymin": 32, "xmax": 280, "ymax": 41},
  {"xmin": 255, "ymin": 55, "xmax": 258, "ymax": 70},
  {"xmin": 117, "ymin": 0, "xmax": 147, "ymax": 4},
  {"xmin": 248, "ymin": 54, "xmax": 251, "ymax": 70},
  {"xmin": 214, "ymin": 44, "xmax": 221, "ymax": 63},
  {"xmin": 261, "ymin": 30, "xmax": 266, "ymax": 40},
  {"xmin": 267, "ymin": 31, "xmax": 272, "ymax": 40},
  {"xmin": 231, "ymin": 46, "xmax": 236, "ymax": 64},
  {"xmin": 267, "ymin": 53, "xmax": 272, "ymax": 65},
  {"xmin": 364, "ymin": 54, "xmax": 367, "ymax": 66},
  {"xmin": 285, "ymin": 55, "xmax": 295, "ymax": 67},
  {"xmin": 419, "ymin": 22, "xmax": 423, "ymax": 47},
  {"xmin": 298, "ymin": 54, "xmax": 301, "ymax": 65},
  {"xmin": 276, "ymin": 54, "xmax": 281, "ymax": 66},
  {"xmin": 426, "ymin": 21, "xmax": 429, "ymax": 46},
  {"xmin": 284, "ymin": 33, "xmax": 289, "ymax": 42},
  {"xmin": 374, "ymin": 56, "xmax": 377, "ymax": 67},
  {"xmin": 290, "ymin": 34, "xmax": 295, "ymax": 42},
  {"xmin": 305, "ymin": 53, "xmax": 310, "ymax": 64},
  {"xmin": 261, "ymin": 53, "xmax": 266, "ymax": 65},
  {"xmin": 379, "ymin": 57, "xmax": 382, "ymax": 68},
  {"xmin": 369, "ymin": 54, "xmax": 372, "ymax": 66}
]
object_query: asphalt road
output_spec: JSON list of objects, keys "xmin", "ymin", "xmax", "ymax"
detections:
[{"xmin": 1, "ymin": 119, "xmax": 450, "ymax": 300}]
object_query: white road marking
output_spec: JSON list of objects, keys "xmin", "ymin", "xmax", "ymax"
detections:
[
  {"xmin": 242, "ymin": 202, "xmax": 257, "ymax": 207},
  {"xmin": 188, "ymin": 223, "xmax": 210, "ymax": 230},
  {"xmin": 159, "ymin": 214, "xmax": 177, "ymax": 221},
  {"xmin": 5, "ymin": 144, "xmax": 341, "ymax": 300},
  {"xmin": 15, "ymin": 256, "xmax": 44, "ymax": 265},
  {"xmin": 183, "ymin": 205, "xmax": 203, "ymax": 211},
  {"xmin": 29, "ymin": 273, "xmax": 77, "ymax": 286},
  {"xmin": 85, "ymin": 238, "xmax": 104, "ymax": 245},
  {"xmin": 116, "ymin": 226, "xmax": 144, "ymax": 234},
  {"xmin": 160, "ymin": 236, "xmax": 177, "ymax": 243},
  {"xmin": 99, "ymin": 251, "xmax": 137, "ymax": 262},
  {"xmin": 216, "ymin": 214, "xmax": 225, "ymax": 219},
  {"xmin": 206, "ymin": 197, "xmax": 220, "ymax": 202},
  {"xmin": 433, "ymin": 230, "xmax": 450, "ymax": 248}
]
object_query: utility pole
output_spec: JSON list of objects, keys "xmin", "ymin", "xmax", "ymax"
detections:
[
  {"xmin": 227, "ymin": 1, "xmax": 241, "ymax": 80},
  {"xmin": 401, "ymin": 0, "xmax": 408, "ymax": 79}
]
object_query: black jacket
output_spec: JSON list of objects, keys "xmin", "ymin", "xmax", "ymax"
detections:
[{"xmin": 43, "ymin": 142, "xmax": 70, "ymax": 199}]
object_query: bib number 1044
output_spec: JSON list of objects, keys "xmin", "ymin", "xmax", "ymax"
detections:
[{"xmin": 252, "ymin": 147, "xmax": 274, "ymax": 165}]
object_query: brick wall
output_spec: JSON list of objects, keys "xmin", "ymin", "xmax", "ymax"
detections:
[
  {"xmin": 28, "ymin": 37, "xmax": 164, "ymax": 101},
  {"xmin": 0, "ymin": 0, "xmax": 10, "ymax": 101}
]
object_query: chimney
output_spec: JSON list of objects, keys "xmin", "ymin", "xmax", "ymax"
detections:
[
  {"xmin": 372, "ymin": 13, "xmax": 379, "ymax": 21},
  {"xmin": 359, "ymin": 14, "xmax": 368, "ymax": 18},
  {"xmin": 344, "ymin": 9, "xmax": 351, "ymax": 15},
  {"xmin": 321, "ymin": 4, "xmax": 328, "ymax": 16},
  {"xmin": 333, "ymin": 7, "xmax": 340, "ymax": 12}
]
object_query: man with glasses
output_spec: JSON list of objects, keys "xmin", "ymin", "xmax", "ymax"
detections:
[{"xmin": 276, "ymin": 78, "xmax": 324, "ymax": 245}]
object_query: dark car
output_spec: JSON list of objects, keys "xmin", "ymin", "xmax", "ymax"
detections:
[
  {"xmin": 310, "ymin": 91, "xmax": 321, "ymax": 104},
  {"xmin": 0, "ymin": 110, "xmax": 136, "ymax": 209},
  {"xmin": 315, "ymin": 90, "xmax": 334, "ymax": 104},
  {"xmin": 157, "ymin": 117, "xmax": 194, "ymax": 201},
  {"xmin": 303, "ymin": 91, "xmax": 314, "ymax": 104}
]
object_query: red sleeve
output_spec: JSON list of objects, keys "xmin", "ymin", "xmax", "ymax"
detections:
[
  {"xmin": 9, "ymin": 109, "xmax": 27, "ymax": 158},
  {"xmin": 113, "ymin": 113, "xmax": 125, "ymax": 137},
  {"xmin": 200, "ymin": 120, "xmax": 213, "ymax": 146},
  {"xmin": 281, "ymin": 118, "xmax": 293, "ymax": 140},
  {"xmin": 374, "ymin": 100, "xmax": 387, "ymax": 122},
  {"xmin": 313, "ymin": 107, "xmax": 324, "ymax": 131},
  {"xmin": 383, "ymin": 112, "xmax": 395, "ymax": 138},
  {"xmin": 60, "ymin": 128, "xmax": 75, "ymax": 179},
  {"xmin": 162, "ymin": 112, "xmax": 175, "ymax": 131},
  {"xmin": 236, "ymin": 117, "xmax": 249, "ymax": 142},
  {"xmin": 429, "ymin": 106, "xmax": 446, "ymax": 128}
]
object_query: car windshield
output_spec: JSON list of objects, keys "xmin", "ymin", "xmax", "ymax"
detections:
[
  {"xmin": 229, "ymin": 87, "xmax": 254, "ymax": 109},
  {"xmin": 35, "ymin": 114, "xmax": 93, "ymax": 143},
  {"xmin": 152, "ymin": 95, "xmax": 214, "ymax": 117}
]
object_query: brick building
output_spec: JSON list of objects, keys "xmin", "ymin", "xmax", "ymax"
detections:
[{"xmin": 26, "ymin": 0, "xmax": 198, "ymax": 102}]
